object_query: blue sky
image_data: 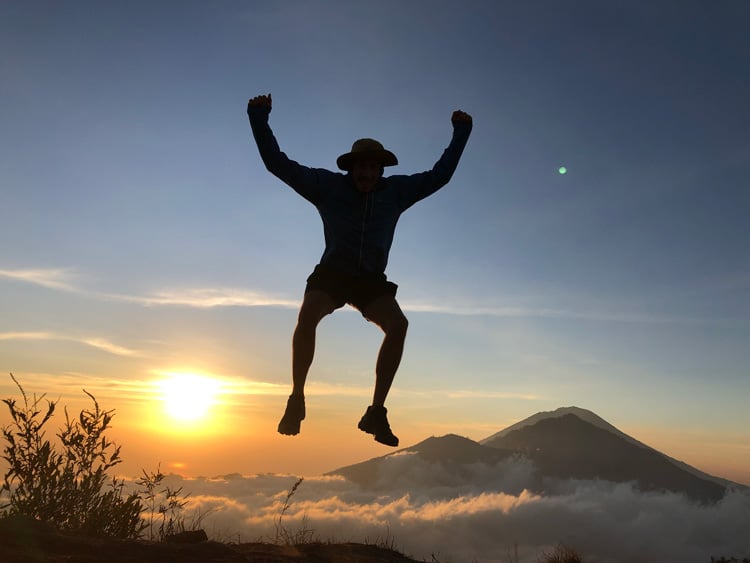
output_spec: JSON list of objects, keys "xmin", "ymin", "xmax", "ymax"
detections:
[{"xmin": 1, "ymin": 1, "xmax": 748, "ymax": 483}]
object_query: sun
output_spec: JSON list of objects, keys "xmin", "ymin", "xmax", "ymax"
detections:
[{"xmin": 156, "ymin": 372, "xmax": 220, "ymax": 423}]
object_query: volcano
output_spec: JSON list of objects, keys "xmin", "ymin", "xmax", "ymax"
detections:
[{"xmin": 330, "ymin": 406, "xmax": 737, "ymax": 503}]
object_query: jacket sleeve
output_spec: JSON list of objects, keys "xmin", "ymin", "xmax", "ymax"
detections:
[
  {"xmin": 391, "ymin": 120, "xmax": 472, "ymax": 211},
  {"xmin": 247, "ymin": 105, "xmax": 328, "ymax": 205}
]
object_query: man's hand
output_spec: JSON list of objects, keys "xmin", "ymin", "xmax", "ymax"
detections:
[
  {"xmin": 248, "ymin": 93, "xmax": 272, "ymax": 113},
  {"xmin": 451, "ymin": 110, "xmax": 472, "ymax": 125}
]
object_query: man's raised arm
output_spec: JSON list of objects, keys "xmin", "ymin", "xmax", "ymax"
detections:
[
  {"xmin": 246, "ymin": 93, "xmax": 325, "ymax": 204},
  {"xmin": 394, "ymin": 109, "xmax": 473, "ymax": 210},
  {"xmin": 246, "ymin": 93, "xmax": 277, "ymax": 170}
]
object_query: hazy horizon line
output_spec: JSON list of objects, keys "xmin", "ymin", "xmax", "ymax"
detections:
[{"xmin": 0, "ymin": 369, "xmax": 541, "ymax": 405}]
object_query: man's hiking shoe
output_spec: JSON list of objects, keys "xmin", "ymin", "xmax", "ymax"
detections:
[
  {"xmin": 358, "ymin": 405, "xmax": 399, "ymax": 447},
  {"xmin": 278, "ymin": 394, "xmax": 305, "ymax": 435}
]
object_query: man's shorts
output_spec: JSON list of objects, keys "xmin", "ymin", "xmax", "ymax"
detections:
[{"xmin": 305, "ymin": 264, "xmax": 398, "ymax": 314}]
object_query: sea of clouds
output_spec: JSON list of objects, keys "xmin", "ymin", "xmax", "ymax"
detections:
[{"xmin": 135, "ymin": 455, "xmax": 750, "ymax": 563}]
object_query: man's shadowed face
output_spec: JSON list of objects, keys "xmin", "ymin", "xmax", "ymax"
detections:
[{"xmin": 351, "ymin": 159, "xmax": 383, "ymax": 193}]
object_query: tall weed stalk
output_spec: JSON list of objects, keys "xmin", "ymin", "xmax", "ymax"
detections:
[
  {"xmin": 136, "ymin": 465, "xmax": 192, "ymax": 541},
  {"xmin": 273, "ymin": 477, "xmax": 315, "ymax": 545}
]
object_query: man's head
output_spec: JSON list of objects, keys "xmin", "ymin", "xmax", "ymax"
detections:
[
  {"xmin": 337, "ymin": 138, "xmax": 398, "ymax": 193},
  {"xmin": 350, "ymin": 159, "xmax": 383, "ymax": 193}
]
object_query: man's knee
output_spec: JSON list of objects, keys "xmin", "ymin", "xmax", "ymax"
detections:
[
  {"xmin": 364, "ymin": 296, "xmax": 408, "ymax": 337},
  {"xmin": 386, "ymin": 311, "xmax": 408, "ymax": 338}
]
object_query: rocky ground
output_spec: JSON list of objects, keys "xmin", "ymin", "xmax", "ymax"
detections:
[{"xmin": 1, "ymin": 515, "xmax": 422, "ymax": 563}]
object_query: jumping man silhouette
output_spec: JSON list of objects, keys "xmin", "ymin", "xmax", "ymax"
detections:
[{"xmin": 247, "ymin": 93, "xmax": 472, "ymax": 446}]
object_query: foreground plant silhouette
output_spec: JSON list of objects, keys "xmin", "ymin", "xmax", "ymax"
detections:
[
  {"xmin": 273, "ymin": 476, "xmax": 316, "ymax": 545},
  {"xmin": 1, "ymin": 373, "xmax": 145, "ymax": 538},
  {"xmin": 537, "ymin": 543, "xmax": 587, "ymax": 563},
  {"xmin": 137, "ymin": 464, "xmax": 195, "ymax": 541}
]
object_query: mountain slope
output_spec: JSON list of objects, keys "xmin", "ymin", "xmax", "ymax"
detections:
[
  {"xmin": 329, "ymin": 433, "xmax": 515, "ymax": 489},
  {"xmin": 483, "ymin": 413, "xmax": 726, "ymax": 503},
  {"xmin": 481, "ymin": 406, "xmax": 740, "ymax": 490}
]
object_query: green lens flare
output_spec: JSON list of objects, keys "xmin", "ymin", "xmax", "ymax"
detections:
[{"xmin": 558, "ymin": 166, "xmax": 567, "ymax": 175}]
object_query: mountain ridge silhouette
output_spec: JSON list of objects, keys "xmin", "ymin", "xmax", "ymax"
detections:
[
  {"xmin": 481, "ymin": 405, "xmax": 739, "ymax": 490},
  {"xmin": 330, "ymin": 406, "xmax": 742, "ymax": 503}
]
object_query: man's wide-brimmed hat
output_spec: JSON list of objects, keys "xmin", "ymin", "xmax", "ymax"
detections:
[{"xmin": 336, "ymin": 138, "xmax": 398, "ymax": 171}]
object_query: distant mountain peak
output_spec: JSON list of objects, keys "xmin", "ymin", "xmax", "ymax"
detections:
[
  {"xmin": 480, "ymin": 406, "xmax": 740, "ymax": 491},
  {"xmin": 481, "ymin": 412, "xmax": 730, "ymax": 502},
  {"xmin": 479, "ymin": 406, "xmax": 643, "ymax": 448},
  {"xmin": 403, "ymin": 433, "xmax": 512, "ymax": 463}
]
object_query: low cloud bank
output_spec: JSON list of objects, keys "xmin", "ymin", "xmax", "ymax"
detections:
[{"xmin": 134, "ymin": 466, "xmax": 750, "ymax": 563}]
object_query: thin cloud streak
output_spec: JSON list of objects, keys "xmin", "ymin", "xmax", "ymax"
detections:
[
  {"xmin": 105, "ymin": 287, "xmax": 300, "ymax": 309},
  {"xmin": 0, "ymin": 370, "xmax": 371, "ymax": 408},
  {"xmin": 444, "ymin": 390, "xmax": 540, "ymax": 401},
  {"xmin": 0, "ymin": 331, "xmax": 141, "ymax": 357},
  {"xmin": 0, "ymin": 372, "xmax": 154, "ymax": 403},
  {"xmin": 80, "ymin": 338, "xmax": 141, "ymax": 357},
  {"xmin": 106, "ymin": 288, "xmax": 721, "ymax": 325},
  {"xmin": 0, "ymin": 265, "xmax": 725, "ymax": 324},
  {"xmin": 0, "ymin": 331, "xmax": 56, "ymax": 341},
  {"xmin": 0, "ymin": 268, "xmax": 78, "ymax": 291},
  {"xmin": 0, "ymin": 266, "xmax": 299, "ymax": 309},
  {"xmin": 401, "ymin": 301, "xmax": 713, "ymax": 324}
]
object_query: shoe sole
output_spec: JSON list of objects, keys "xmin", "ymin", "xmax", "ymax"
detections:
[
  {"xmin": 374, "ymin": 435, "xmax": 399, "ymax": 447},
  {"xmin": 358, "ymin": 420, "xmax": 398, "ymax": 447},
  {"xmin": 278, "ymin": 424, "xmax": 301, "ymax": 435},
  {"xmin": 278, "ymin": 416, "xmax": 303, "ymax": 435}
]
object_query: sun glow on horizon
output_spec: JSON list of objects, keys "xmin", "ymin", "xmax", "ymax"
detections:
[
  {"xmin": 135, "ymin": 370, "xmax": 289, "ymax": 437},
  {"xmin": 156, "ymin": 371, "xmax": 221, "ymax": 424}
]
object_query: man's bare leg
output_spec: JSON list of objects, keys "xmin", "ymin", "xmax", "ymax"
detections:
[
  {"xmin": 279, "ymin": 290, "xmax": 338, "ymax": 435},
  {"xmin": 363, "ymin": 295, "xmax": 409, "ymax": 406},
  {"xmin": 357, "ymin": 295, "xmax": 408, "ymax": 446}
]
